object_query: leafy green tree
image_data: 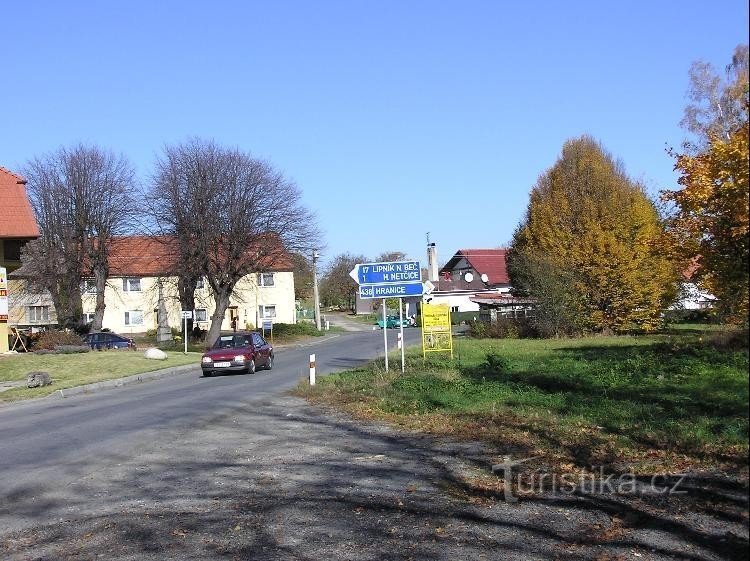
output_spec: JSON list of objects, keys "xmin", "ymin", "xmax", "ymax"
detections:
[
  {"xmin": 320, "ymin": 253, "xmax": 366, "ymax": 310},
  {"xmin": 509, "ymin": 136, "xmax": 678, "ymax": 334}
]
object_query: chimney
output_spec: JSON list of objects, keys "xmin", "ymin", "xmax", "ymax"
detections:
[{"xmin": 427, "ymin": 242, "xmax": 438, "ymax": 282}]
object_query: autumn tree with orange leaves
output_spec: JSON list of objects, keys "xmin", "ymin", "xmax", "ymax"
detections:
[
  {"xmin": 664, "ymin": 45, "xmax": 749, "ymax": 323},
  {"xmin": 509, "ymin": 136, "xmax": 679, "ymax": 336}
]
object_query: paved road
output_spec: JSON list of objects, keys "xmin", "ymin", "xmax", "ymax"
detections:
[{"xmin": 0, "ymin": 329, "xmax": 420, "ymax": 523}]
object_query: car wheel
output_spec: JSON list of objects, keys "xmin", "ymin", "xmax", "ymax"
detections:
[
  {"xmin": 247, "ymin": 359, "xmax": 256, "ymax": 375},
  {"xmin": 203, "ymin": 371, "xmax": 213, "ymax": 377},
  {"xmin": 266, "ymin": 354, "xmax": 274, "ymax": 370}
]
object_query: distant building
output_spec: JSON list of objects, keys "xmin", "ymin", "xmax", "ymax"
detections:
[{"xmin": 427, "ymin": 247, "xmax": 511, "ymax": 314}]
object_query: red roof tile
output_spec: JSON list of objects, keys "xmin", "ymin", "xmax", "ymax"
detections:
[
  {"xmin": 106, "ymin": 235, "xmax": 293, "ymax": 276},
  {"xmin": 441, "ymin": 248, "xmax": 509, "ymax": 285},
  {"xmin": 0, "ymin": 166, "xmax": 40, "ymax": 238}
]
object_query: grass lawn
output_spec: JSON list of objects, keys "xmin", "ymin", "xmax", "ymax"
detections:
[
  {"xmin": 297, "ymin": 327, "xmax": 749, "ymax": 476},
  {"xmin": 0, "ymin": 350, "xmax": 200, "ymax": 402}
]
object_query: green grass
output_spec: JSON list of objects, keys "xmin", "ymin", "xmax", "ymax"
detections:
[
  {"xmin": 299, "ymin": 328, "xmax": 749, "ymax": 473},
  {"xmin": 0, "ymin": 350, "xmax": 200, "ymax": 402}
]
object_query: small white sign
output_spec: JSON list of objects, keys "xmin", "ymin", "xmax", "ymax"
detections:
[
  {"xmin": 423, "ymin": 280, "xmax": 436, "ymax": 295},
  {"xmin": 181, "ymin": 310, "xmax": 193, "ymax": 319}
]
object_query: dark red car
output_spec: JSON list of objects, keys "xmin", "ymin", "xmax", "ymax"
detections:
[{"xmin": 201, "ymin": 331, "xmax": 273, "ymax": 377}]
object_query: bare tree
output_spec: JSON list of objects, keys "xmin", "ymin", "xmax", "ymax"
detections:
[
  {"xmin": 681, "ymin": 44, "xmax": 748, "ymax": 151},
  {"xmin": 149, "ymin": 138, "xmax": 321, "ymax": 344},
  {"xmin": 23, "ymin": 145, "xmax": 135, "ymax": 330}
]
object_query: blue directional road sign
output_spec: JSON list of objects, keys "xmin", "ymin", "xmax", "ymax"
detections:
[
  {"xmin": 349, "ymin": 261, "xmax": 421, "ymax": 285},
  {"xmin": 359, "ymin": 281, "xmax": 424, "ymax": 299}
]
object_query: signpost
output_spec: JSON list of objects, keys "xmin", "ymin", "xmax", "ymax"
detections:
[
  {"xmin": 0, "ymin": 267, "xmax": 8, "ymax": 353},
  {"xmin": 262, "ymin": 318, "xmax": 273, "ymax": 345},
  {"xmin": 350, "ymin": 260, "xmax": 423, "ymax": 373},
  {"xmin": 180, "ymin": 310, "xmax": 192, "ymax": 354}
]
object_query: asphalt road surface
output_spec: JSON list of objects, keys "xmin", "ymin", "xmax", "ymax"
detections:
[{"xmin": 0, "ymin": 328, "xmax": 746, "ymax": 560}]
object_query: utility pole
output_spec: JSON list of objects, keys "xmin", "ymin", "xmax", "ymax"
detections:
[{"xmin": 312, "ymin": 250, "xmax": 322, "ymax": 331}]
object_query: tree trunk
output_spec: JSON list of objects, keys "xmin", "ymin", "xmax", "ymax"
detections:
[
  {"xmin": 177, "ymin": 275, "xmax": 198, "ymax": 335},
  {"xmin": 91, "ymin": 266, "xmax": 107, "ymax": 332},
  {"xmin": 205, "ymin": 289, "xmax": 231, "ymax": 346}
]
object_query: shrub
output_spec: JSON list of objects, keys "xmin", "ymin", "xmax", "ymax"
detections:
[
  {"xmin": 33, "ymin": 330, "xmax": 85, "ymax": 350},
  {"xmin": 270, "ymin": 322, "xmax": 324, "ymax": 337},
  {"xmin": 55, "ymin": 345, "xmax": 91, "ymax": 354},
  {"xmin": 468, "ymin": 317, "xmax": 538, "ymax": 339}
]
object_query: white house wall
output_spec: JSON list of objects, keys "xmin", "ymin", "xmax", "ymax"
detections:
[
  {"xmin": 424, "ymin": 293, "xmax": 480, "ymax": 313},
  {"xmin": 82, "ymin": 272, "xmax": 296, "ymax": 334}
]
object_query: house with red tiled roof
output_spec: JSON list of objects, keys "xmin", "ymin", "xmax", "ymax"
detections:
[
  {"xmin": 1, "ymin": 166, "xmax": 42, "ymax": 351},
  {"xmin": 0, "ymin": 166, "xmax": 39, "ymax": 274},
  {"xmin": 77, "ymin": 235, "xmax": 296, "ymax": 334},
  {"xmin": 418, "ymin": 246, "xmax": 513, "ymax": 316}
]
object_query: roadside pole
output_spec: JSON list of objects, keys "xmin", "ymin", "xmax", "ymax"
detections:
[
  {"xmin": 382, "ymin": 298, "xmax": 389, "ymax": 372},
  {"xmin": 399, "ymin": 298, "xmax": 405, "ymax": 373},
  {"xmin": 183, "ymin": 315, "xmax": 188, "ymax": 354},
  {"xmin": 309, "ymin": 353, "xmax": 316, "ymax": 385},
  {"xmin": 180, "ymin": 310, "xmax": 192, "ymax": 355}
]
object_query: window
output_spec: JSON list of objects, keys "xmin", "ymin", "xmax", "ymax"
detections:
[
  {"xmin": 259, "ymin": 305, "xmax": 276, "ymax": 318},
  {"xmin": 122, "ymin": 278, "xmax": 141, "ymax": 292},
  {"xmin": 258, "ymin": 273, "xmax": 275, "ymax": 287},
  {"xmin": 124, "ymin": 310, "xmax": 144, "ymax": 326},
  {"xmin": 3, "ymin": 239, "xmax": 25, "ymax": 261},
  {"xmin": 196, "ymin": 277, "xmax": 205, "ymax": 290},
  {"xmin": 81, "ymin": 279, "xmax": 97, "ymax": 294},
  {"xmin": 195, "ymin": 308, "xmax": 208, "ymax": 322},
  {"xmin": 27, "ymin": 306, "xmax": 49, "ymax": 323},
  {"xmin": 82, "ymin": 313, "xmax": 96, "ymax": 324},
  {"xmin": 451, "ymin": 306, "xmax": 459, "ymax": 313}
]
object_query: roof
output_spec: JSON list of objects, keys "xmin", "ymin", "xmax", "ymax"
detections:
[
  {"xmin": 0, "ymin": 166, "xmax": 40, "ymax": 238},
  {"xmin": 470, "ymin": 293, "xmax": 536, "ymax": 306},
  {"xmin": 108, "ymin": 235, "xmax": 293, "ymax": 276},
  {"xmin": 440, "ymin": 248, "xmax": 509, "ymax": 285}
]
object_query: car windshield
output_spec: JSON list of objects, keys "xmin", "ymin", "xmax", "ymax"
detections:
[{"xmin": 211, "ymin": 335, "xmax": 250, "ymax": 349}]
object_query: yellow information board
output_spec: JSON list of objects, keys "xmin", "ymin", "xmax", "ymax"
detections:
[{"xmin": 421, "ymin": 303, "xmax": 452, "ymax": 359}]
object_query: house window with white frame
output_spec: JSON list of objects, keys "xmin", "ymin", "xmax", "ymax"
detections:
[
  {"xmin": 259, "ymin": 305, "xmax": 276, "ymax": 319},
  {"xmin": 195, "ymin": 308, "xmax": 208, "ymax": 322},
  {"xmin": 81, "ymin": 279, "xmax": 97, "ymax": 294},
  {"xmin": 124, "ymin": 310, "xmax": 144, "ymax": 326},
  {"xmin": 122, "ymin": 277, "xmax": 142, "ymax": 292},
  {"xmin": 27, "ymin": 306, "xmax": 49, "ymax": 323},
  {"xmin": 82, "ymin": 312, "xmax": 96, "ymax": 324},
  {"xmin": 257, "ymin": 273, "xmax": 275, "ymax": 287},
  {"xmin": 196, "ymin": 277, "xmax": 205, "ymax": 290}
]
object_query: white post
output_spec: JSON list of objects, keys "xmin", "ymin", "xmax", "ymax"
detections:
[
  {"xmin": 309, "ymin": 353, "xmax": 316, "ymax": 385},
  {"xmin": 399, "ymin": 298, "xmax": 405, "ymax": 373},
  {"xmin": 184, "ymin": 316, "xmax": 188, "ymax": 354},
  {"xmin": 382, "ymin": 298, "xmax": 389, "ymax": 372},
  {"xmin": 312, "ymin": 251, "xmax": 321, "ymax": 331}
]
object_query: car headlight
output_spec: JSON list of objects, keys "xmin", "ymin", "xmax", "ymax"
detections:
[
  {"xmin": 233, "ymin": 355, "xmax": 246, "ymax": 362},
  {"xmin": 201, "ymin": 357, "xmax": 213, "ymax": 364}
]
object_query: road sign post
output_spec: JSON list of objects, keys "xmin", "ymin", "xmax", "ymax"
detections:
[
  {"xmin": 350, "ymin": 260, "xmax": 423, "ymax": 373},
  {"xmin": 181, "ymin": 310, "xmax": 192, "ymax": 354}
]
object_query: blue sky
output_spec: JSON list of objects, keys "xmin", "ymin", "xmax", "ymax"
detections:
[{"xmin": 2, "ymin": 1, "xmax": 747, "ymax": 269}]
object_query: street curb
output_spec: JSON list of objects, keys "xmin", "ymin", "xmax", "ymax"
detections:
[
  {"xmin": 51, "ymin": 362, "xmax": 199, "ymax": 400},
  {"xmin": 1, "ymin": 332, "xmax": 348, "ymax": 407}
]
